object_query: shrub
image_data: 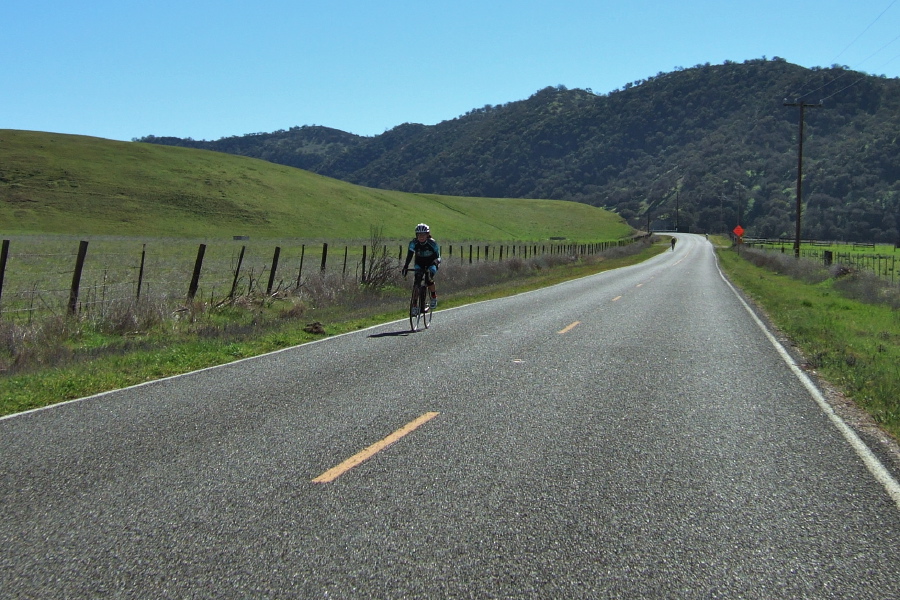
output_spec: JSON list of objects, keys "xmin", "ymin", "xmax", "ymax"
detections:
[
  {"xmin": 736, "ymin": 247, "xmax": 830, "ymax": 284},
  {"xmin": 736, "ymin": 246, "xmax": 900, "ymax": 309},
  {"xmin": 0, "ymin": 237, "xmax": 651, "ymax": 374},
  {"xmin": 362, "ymin": 226, "xmax": 398, "ymax": 290},
  {"xmin": 832, "ymin": 270, "xmax": 900, "ymax": 309},
  {"xmin": 0, "ymin": 316, "xmax": 75, "ymax": 373},
  {"xmin": 91, "ymin": 297, "xmax": 168, "ymax": 335}
]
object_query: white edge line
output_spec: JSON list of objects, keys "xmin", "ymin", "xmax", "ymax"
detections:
[
  {"xmin": 0, "ymin": 248, "xmax": 666, "ymax": 423},
  {"xmin": 0, "ymin": 317, "xmax": 400, "ymax": 422},
  {"xmin": 0, "ymin": 296, "xmax": 518, "ymax": 422},
  {"xmin": 714, "ymin": 249, "xmax": 900, "ymax": 510}
]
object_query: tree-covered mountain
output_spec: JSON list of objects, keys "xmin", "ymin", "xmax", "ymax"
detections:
[{"xmin": 139, "ymin": 58, "xmax": 900, "ymax": 242}]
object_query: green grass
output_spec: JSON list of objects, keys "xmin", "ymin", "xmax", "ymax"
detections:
[
  {"xmin": 0, "ymin": 130, "xmax": 631, "ymax": 241},
  {"xmin": 749, "ymin": 240, "xmax": 899, "ymax": 255},
  {"xmin": 746, "ymin": 239, "xmax": 900, "ymax": 283},
  {"xmin": 717, "ymin": 245, "xmax": 900, "ymax": 441},
  {"xmin": 0, "ymin": 130, "xmax": 654, "ymax": 418},
  {"xmin": 0, "ymin": 240, "xmax": 670, "ymax": 416}
]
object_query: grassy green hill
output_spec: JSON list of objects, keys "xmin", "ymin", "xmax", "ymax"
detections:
[
  {"xmin": 143, "ymin": 59, "xmax": 900, "ymax": 243},
  {"xmin": 0, "ymin": 130, "xmax": 632, "ymax": 241}
]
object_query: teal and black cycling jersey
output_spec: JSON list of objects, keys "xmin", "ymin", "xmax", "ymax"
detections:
[{"xmin": 405, "ymin": 238, "xmax": 441, "ymax": 270}]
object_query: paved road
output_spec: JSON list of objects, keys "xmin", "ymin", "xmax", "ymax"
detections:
[{"xmin": 3, "ymin": 234, "xmax": 900, "ymax": 598}]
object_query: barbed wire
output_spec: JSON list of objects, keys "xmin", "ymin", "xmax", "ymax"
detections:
[{"xmin": 0, "ymin": 239, "xmax": 590, "ymax": 319}]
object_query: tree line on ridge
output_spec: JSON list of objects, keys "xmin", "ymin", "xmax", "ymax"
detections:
[{"xmin": 139, "ymin": 58, "xmax": 900, "ymax": 243}]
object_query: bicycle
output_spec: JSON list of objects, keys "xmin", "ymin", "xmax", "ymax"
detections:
[{"xmin": 406, "ymin": 268, "xmax": 434, "ymax": 332}]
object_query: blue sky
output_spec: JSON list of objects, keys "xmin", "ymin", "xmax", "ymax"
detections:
[{"xmin": 4, "ymin": 1, "xmax": 900, "ymax": 142}]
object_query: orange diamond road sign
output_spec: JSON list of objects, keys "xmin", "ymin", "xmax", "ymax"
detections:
[{"xmin": 733, "ymin": 225, "xmax": 745, "ymax": 237}]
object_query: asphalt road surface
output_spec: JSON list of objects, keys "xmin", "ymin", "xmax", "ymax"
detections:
[{"xmin": 3, "ymin": 234, "xmax": 900, "ymax": 598}]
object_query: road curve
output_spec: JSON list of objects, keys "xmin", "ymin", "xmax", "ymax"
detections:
[{"xmin": 3, "ymin": 233, "xmax": 900, "ymax": 598}]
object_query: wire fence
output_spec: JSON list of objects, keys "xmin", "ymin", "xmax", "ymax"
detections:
[
  {"xmin": 744, "ymin": 239, "xmax": 900, "ymax": 284},
  {"xmin": 0, "ymin": 236, "xmax": 636, "ymax": 321}
]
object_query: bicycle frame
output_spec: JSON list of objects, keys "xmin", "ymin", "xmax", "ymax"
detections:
[{"xmin": 408, "ymin": 269, "xmax": 434, "ymax": 332}]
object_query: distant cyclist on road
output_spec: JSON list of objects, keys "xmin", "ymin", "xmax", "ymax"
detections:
[
  {"xmin": 671, "ymin": 237, "xmax": 677, "ymax": 251},
  {"xmin": 402, "ymin": 223, "xmax": 441, "ymax": 308}
]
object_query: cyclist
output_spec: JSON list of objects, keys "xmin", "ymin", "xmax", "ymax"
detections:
[{"xmin": 402, "ymin": 223, "xmax": 441, "ymax": 309}]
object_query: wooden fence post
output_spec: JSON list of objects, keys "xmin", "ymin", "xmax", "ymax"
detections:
[
  {"xmin": 296, "ymin": 244, "xmax": 305, "ymax": 288},
  {"xmin": 230, "ymin": 245, "xmax": 246, "ymax": 298},
  {"xmin": 266, "ymin": 246, "xmax": 281, "ymax": 295},
  {"xmin": 68, "ymin": 240, "xmax": 89, "ymax": 315},
  {"xmin": 320, "ymin": 243, "xmax": 328, "ymax": 272},
  {"xmin": 0, "ymin": 240, "xmax": 9, "ymax": 305},
  {"xmin": 360, "ymin": 245, "xmax": 367, "ymax": 283},
  {"xmin": 135, "ymin": 243, "xmax": 147, "ymax": 299},
  {"xmin": 187, "ymin": 243, "xmax": 206, "ymax": 301}
]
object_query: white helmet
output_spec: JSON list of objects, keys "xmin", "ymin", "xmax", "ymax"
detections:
[{"xmin": 415, "ymin": 223, "xmax": 430, "ymax": 234}]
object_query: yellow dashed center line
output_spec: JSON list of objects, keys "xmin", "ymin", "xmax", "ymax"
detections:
[
  {"xmin": 612, "ymin": 296, "xmax": 622, "ymax": 302},
  {"xmin": 558, "ymin": 321, "xmax": 581, "ymax": 334},
  {"xmin": 312, "ymin": 412, "xmax": 440, "ymax": 483}
]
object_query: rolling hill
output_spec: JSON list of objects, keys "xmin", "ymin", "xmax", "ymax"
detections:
[
  {"xmin": 0, "ymin": 130, "xmax": 632, "ymax": 241},
  {"xmin": 140, "ymin": 58, "xmax": 900, "ymax": 243}
]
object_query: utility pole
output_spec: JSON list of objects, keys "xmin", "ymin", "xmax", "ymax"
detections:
[
  {"xmin": 675, "ymin": 190, "xmax": 680, "ymax": 232},
  {"xmin": 784, "ymin": 99, "xmax": 822, "ymax": 258},
  {"xmin": 719, "ymin": 194, "xmax": 724, "ymax": 233}
]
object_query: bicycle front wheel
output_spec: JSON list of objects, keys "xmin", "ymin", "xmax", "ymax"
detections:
[
  {"xmin": 422, "ymin": 292, "xmax": 432, "ymax": 330},
  {"xmin": 409, "ymin": 284, "xmax": 423, "ymax": 332}
]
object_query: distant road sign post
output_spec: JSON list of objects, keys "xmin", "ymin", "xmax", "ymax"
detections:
[{"xmin": 733, "ymin": 225, "xmax": 744, "ymax": 243}]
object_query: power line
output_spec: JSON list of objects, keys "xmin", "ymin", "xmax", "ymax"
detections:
[
  {"xmin": 878, "ymin": 48, "xmax": 900, "ymax": 70},
  {"xmin": 785, "ymin": 69, "xmax": 850, "ymax": 104},
  {"xmin": 786, "ymin": 1, "xmax": 899, "ymax": 101},
  {"xmin": 818, "ymin": 31, "xmax": 900, "ymax": 102},
  {"xmin": 843, "ymin": 28, "xmax": 900, "ymax": 72},
  {"xmin": 828, "ymin": 0, "xmax": 897, "ymax": 65},
  {"xmin": 856, "ymin": 30, "xmax": 900, "ymax": 73}
]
